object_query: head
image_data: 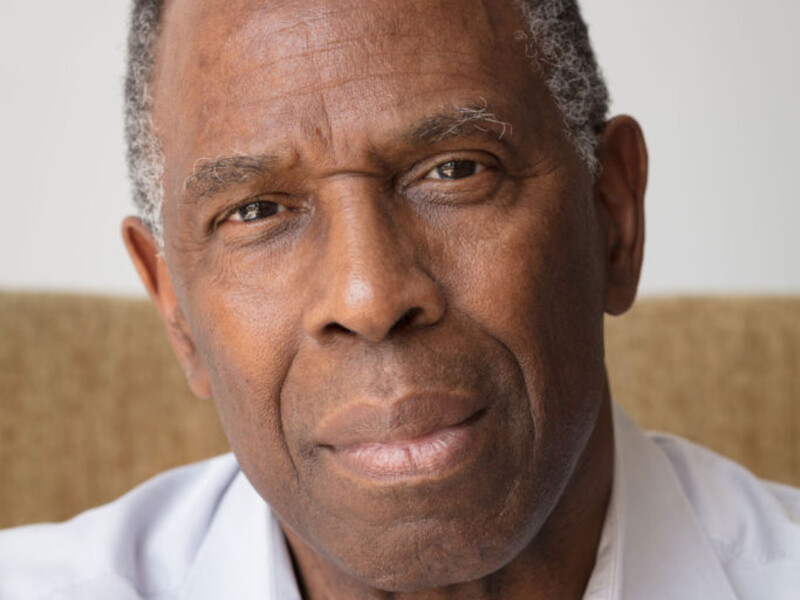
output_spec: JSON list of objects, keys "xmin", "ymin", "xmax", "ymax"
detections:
[{"xmin": 123, "ymin": 0, "xmax": 646, "ymax": 595}]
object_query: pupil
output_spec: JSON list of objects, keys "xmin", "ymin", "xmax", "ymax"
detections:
[
  {"xmin": 437, "ymin": 160, "xmax": 476, "ymax": 180},
  {"xmin": 239, "ymin": 201, "xmax": 277, "ymax": 221}
]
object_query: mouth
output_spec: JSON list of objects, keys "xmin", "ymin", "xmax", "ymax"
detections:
[
  {"xmin": 329, "ymin": 410, "xmax": 488, "ymax": 480},
  {"xmin": 316, "ymin": 394, "xmax": 490, "ymax": 482}
]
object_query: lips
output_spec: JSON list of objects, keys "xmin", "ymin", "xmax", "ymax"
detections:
[{"xmin": 315, "ymin": 392, "xmax": 490, "ymax": 480}]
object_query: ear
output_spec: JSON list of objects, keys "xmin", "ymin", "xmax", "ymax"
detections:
[
  {"xmin": 122, "ymin": 217, "xmax": 212, "ymax": 399},
  {"xmin": 595, "ymin": 115, "xmax": 648, "ymax": 316}
]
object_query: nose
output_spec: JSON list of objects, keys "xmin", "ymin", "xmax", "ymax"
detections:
[{"xmin": 303, "ymin": 182, "xmax": 446, "ymax": 343}]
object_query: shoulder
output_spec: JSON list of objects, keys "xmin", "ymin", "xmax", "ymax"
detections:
[
  {"xmin": 650, "ymin": 431, "xmax": 800, "ymax": 596},
  {"xmin": 0, "ymin": 454, "xmax": 240, "ymax": 600}
]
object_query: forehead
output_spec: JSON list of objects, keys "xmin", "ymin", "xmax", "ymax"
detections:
[{"xmin": 153, "ymin": 0, "xmax": 545, "ymax": 191}]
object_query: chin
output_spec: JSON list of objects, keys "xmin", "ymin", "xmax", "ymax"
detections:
[{"xmin": 344, "ymin": 530, "xmax": 531, "ymax": 594}]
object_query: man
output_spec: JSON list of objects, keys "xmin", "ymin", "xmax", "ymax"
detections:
[{"xmin": 1, "ymin": 0, "xmax": 798, "ymax": 598}]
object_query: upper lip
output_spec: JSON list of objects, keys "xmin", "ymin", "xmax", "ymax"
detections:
[{"xmin": 314, "ymin": 391, "xmax": 487, "ymax": 449}]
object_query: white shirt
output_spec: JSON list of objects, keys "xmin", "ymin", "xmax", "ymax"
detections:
[{"xmin": 2, "ymin": 405, "xmax": 799, "ymax": 599}]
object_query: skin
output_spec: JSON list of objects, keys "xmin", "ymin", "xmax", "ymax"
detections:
[{"xmin": 123, "ymin": 0, "xmax": 647, "ymax": 598}]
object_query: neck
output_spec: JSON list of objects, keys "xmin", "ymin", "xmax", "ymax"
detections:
[{"xmin": 286, "ymin": 388, "xmax": 615, "ymax": 600}]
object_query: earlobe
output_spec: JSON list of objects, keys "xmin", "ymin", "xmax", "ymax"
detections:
[
  {"xmin": 121, "ymin": 217, "xmax": 212, "ymax": 399},
  {"xmin": 595, "ymin": 115, "xmax": 648, "ymax": 316}
]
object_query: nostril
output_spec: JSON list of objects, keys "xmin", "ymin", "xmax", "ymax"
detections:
[
  {"xmin": 322, "ymin": 322, "xmax": 355, "ymax": 337},
  {"xmin": 391, "ymin": 307, "xmax": 422, "ymax": 333},
  {"xmin": 319, "ymin": 307, "xmax": 425, "ymax": 341}
]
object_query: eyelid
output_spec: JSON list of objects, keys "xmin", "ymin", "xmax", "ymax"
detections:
[
  {"xmin": 213, "ymin": 197, "xmax": 287, "ymax": 231},
  {"xmin": 406, "ymin": 151, "xmax": 500, "ymax": 185},
  {"xmin": 423, "ymin": 160, "xmax": 487, "ymax": 180}
]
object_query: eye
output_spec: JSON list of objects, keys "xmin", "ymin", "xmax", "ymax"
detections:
[
  {"xmin": 424, "ymin": 159, "xmax": 486, "ymax": 181},
  {"xmin": 227, "ymin": 200, "xmax": 285, "ymax": 223}
]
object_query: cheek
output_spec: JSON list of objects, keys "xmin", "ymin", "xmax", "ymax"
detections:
[
  {"xmin": 439, "ymin": 186, "xmax": 606, "ymax": 450},
  {"xmin": 178, "ymin": 259, "xmax": 310, "ymax": 520},
  {"xmin": 445, "ymin": 194, "xmax": 603, "ymax": 353},
  {"xmin": 182, "ymin": 239, "xmax": 305, "ymax": 395}
]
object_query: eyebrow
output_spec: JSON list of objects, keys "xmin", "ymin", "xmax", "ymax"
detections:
[
  {"xmin": 183, "ymin": 153, "xmax": 279, "ymax": 202},
  {"xmin": 181, "ymin": 101, "xmax": 514, "ymax": 202},
  {"xmin": 409, "ymin": 101, "xmax": 514, "ymax": 143}
]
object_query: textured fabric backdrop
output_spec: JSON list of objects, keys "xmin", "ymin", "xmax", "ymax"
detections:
[{"xmin": 1, "ymin": 293, "xmax": 798, "ymax": 528}]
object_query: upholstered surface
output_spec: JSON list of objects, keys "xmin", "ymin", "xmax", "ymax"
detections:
[
  {"xmin": 605, "ymin": 297, "xmax": 800, "ymax": 490},
  {"xmin": 1, "ymin": 293, "xmax": 798, "ymax": 528},
  {"xmin": 0, "ymin": 293, "xmax": 228, "ymax": 529}
]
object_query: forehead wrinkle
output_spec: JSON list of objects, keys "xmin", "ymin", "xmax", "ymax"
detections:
[
  {"xmin": 221, "ymin": 0, "xmax": 502, "ymax": 75},
  {"xmin": 181, "ymin": 1, "xmax": 531, "ymax": 136},
  {"xmin": 228, "ymin": 4, "xmax": 382, "ymax": 74},
  {"xmin": 212, "ymin": 57, "xmax": 520, "ymax": 134},
  {"xmin": 222, "ymin": 33, "xmax": 430, "ymax": 97}
]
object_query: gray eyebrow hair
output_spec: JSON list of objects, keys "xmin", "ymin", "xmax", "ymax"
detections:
[
  {"xmin": 183, "ymin": 153, "xmax": 279, "ymax": 201},
  {"xmin": 411, "ymin": 101, "xmax": 513, "ymax": 142}
]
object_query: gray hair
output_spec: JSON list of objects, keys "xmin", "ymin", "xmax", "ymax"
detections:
[
  {"xmin": 125, "ymin": 0, "xmax": 609, "ymax": 244},
  {"xmin": 125, "ymin": 0, "xmax": 165, "ymax": 243}
]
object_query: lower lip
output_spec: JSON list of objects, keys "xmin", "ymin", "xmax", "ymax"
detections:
[{"xmin": 328, "ymin": 415, "xmax": 487, "ymax": 481}]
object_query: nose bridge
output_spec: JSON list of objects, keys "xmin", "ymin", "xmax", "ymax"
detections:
[
  {"xmin": 305, "ymin": 178, "xmax": 444, "ymax": 342},
  {"xmin": 335, "ymin": 188, "xmax": 401, "ymax": 301}
]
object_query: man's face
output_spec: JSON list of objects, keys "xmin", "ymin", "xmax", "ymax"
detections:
[{"xmin": 150, "ymin": 0, "xmax": 611, "ymax": 591}]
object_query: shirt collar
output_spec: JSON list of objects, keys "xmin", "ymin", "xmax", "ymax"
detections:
[
  {"xmin": 179, "ymin": 472, "xmax": 302, "ymax": 600},
  {"xmin": 584, "ymin": 404, "xmax": 738, "ymax": 599}
]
